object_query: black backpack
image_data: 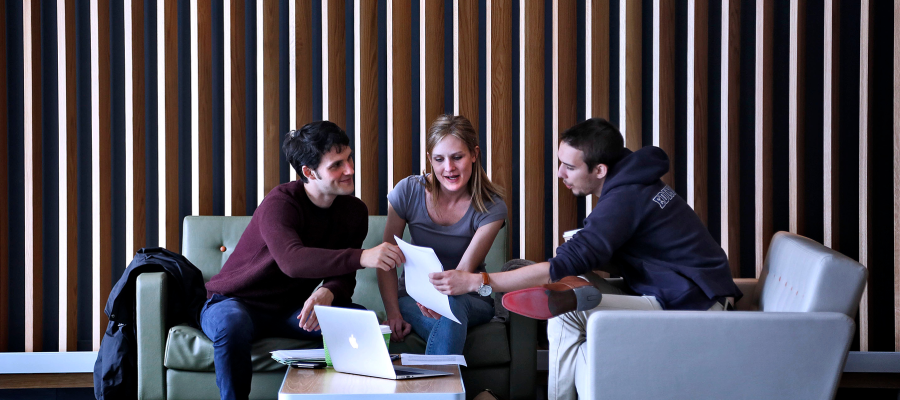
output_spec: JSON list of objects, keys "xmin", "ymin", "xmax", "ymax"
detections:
[{"xmin": 93, "ymin": 248, "xmax": 206, "ymax": 399}]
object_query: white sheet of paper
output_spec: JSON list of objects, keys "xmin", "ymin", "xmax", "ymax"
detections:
[
  {"xmin": 394, "ymin": 236, "xmax": 461, "ymax": 324},
  {"xmin": 400, "ymin": 353, "xmax": 467, "ymax": 367}
]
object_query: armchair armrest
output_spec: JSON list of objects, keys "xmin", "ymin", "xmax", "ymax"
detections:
[
  {"xmin": 584, "ymin": 311, "xmax": 854, "ymax": 400},
  {"xmin": 507, "ymin": 313, "xmax": 537, "ymax": 400},
  {"xmin": 136, "ymin": 272, "xmax": 169, "ymax": 400}
]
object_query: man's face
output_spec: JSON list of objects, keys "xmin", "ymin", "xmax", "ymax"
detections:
[
  {"xmin": 306, "ymin": 145, "xmax": 355, "ymax": 196},
  {"xmin": 557, "ymin": 142, "xmax": 603, "ymax": 197}
]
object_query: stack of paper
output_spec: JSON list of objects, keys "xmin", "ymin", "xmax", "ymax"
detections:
[
  {"xmin": 270, "ymin": 349, "xmax": 326, "ymax": 366},
  {"xmin": 400, "ymin": 353, "xmax": 467, "ymax": 367}
]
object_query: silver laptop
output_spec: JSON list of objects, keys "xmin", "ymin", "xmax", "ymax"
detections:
[{"xmin": 315, "ymin": 306, "xmax": 453, "ymax": 380}]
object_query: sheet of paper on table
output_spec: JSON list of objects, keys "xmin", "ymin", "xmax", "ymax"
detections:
[
  {"xmin": 394, "ymin": 236, "xmax": 461, "ymax": 324},
  {"xmin": 400, "ymin": 353, "xmax": 467, "ymax": 367},
  {"xmin": 270, "ymin": 349, "xmax": 326, "ymax": 363}
]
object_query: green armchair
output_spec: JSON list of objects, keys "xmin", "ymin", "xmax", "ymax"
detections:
[{"xmin": 136, "ymin": 216, "xmax": 537, "ymax": 400}]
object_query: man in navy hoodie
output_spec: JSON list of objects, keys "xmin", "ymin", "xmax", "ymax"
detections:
[{"xmin": 429, "ymin": 118, "xmax": 741, "ymax": 400}]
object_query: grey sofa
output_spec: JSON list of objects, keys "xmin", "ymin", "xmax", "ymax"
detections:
[
  {"xmin": 136, "ymin": 216, "xmax": 536, "ymax": 400},
  {"xmin": 580, "ymin": 232, "xmax": 867, "ymax": 400}
]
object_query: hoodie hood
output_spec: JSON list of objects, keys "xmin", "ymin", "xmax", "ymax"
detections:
[{"xmin": 600, "ymin": 147, "xmax": 669, "ymax": 196}]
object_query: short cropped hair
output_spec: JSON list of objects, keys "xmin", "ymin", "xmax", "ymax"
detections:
[
  {"xmin": 560, "ymin": 118, "xmax": 626, "ymax": 171},
  {"xmin": 283, "ymin": 121, "xmax": 350, "ymax": 183}
]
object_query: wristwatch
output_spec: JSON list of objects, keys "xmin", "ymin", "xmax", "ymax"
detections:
[{"xmin": 477, "ymin": 272, "xmax": 493, "ymax": 296}]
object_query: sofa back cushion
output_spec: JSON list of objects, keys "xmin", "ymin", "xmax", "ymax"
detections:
[
  {"xmin": 353, "ymin": 216, "xmax": 509, "ymax": 320},
  {"xmin": 183, "ymin": 216, "xmax": 253, "ymax": 282},
  {"xmin": 756, "ymin": 232, "xmax": 866, "ymax": 317}
]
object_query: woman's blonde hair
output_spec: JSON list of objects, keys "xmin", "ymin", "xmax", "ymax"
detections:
[{"xmin": 423, "ymin": 114, "xmax": 504, "ymax": 213}]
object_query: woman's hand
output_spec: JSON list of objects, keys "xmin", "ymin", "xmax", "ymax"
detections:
[
  {"xmin": 429, "ymin": 270, "xmax": 481, "ymax": 296},
  {"xmin": 384, "ymin": 314, "xmax": 412, "ymax": 341},
  {"xmin": 416, "ymin": 302, "xmax": 443, "ymax": 320}
]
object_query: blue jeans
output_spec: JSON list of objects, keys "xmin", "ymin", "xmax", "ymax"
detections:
[
  {"xmin": 398, "ymin": 294, "xmax": 494, "ymax": 355},
  {"xmin": 200, "ymin": 294, "xmax": 363, "ymax": 400}
]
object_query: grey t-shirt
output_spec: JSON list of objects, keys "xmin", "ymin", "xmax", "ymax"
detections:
[{"xmin": 388, "ymin": 175, "xmax": 507, "ymax": 301}]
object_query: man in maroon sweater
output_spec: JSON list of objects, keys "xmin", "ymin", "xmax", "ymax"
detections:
[{"xmin": 201, "ymin": 121, "xmax": 404, "ymax": 400}]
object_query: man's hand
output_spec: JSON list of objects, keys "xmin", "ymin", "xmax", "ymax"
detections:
[
  {"xmin": 429, "ymin": 270, "xmax": 481, "ymax": 296},
  {"xmin": 384, "ymin": 314, "xmax": 412, "ymax": 341},
  {"xmin": 416, "ymin": 302, "xmax": 442, "ymax": 320},
  {"xmin": 360, "ymin": 243, "xmax": 406, "ymax": 271},
  {"xmin": 297, "ymin": 287, "xmax": 334, "ymax": 332}
]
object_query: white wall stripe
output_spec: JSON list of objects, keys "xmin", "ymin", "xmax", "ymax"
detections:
[
  {"xmin": 485, "ymin": 0, "xmax": 492, "ymax": 180},
  {"xmin": 90, "ymin": 0, "xmax": 102, "ymax": 350},
  {"xmin": 157, "ymin": 0, "xmax": 167, "ymax": 247},
  {"xmin": 124, "ymin": 0, "xmax": 135, "ymax": 262},
  {"xmin": 618, "ymin": 0, "xmax": 627, "ymax": 144},
  {"xmin": 322, "ymin": 0, "xmax": 330, "ymax": 122},
  {"xmin": 419, "ymin": 0, "xmax": 427, "ymax": 175},
  {"xmin": 224, "ymin": 0, "xmax": 232, "ymax": 216},
  {"xmin": 452, "ymin": 0, "xmax": 460, "ymax": 114},
  {"xmin": 354, "ymin": 0, "xmax": 362, "ymax": 196},
  {"xmin": 289, "ymin": 0, "xmax": 298, "ymax": 182},
  {"xmin": 585, "ymin": 0, "xmax": 593, "ymax": 215},
  {"xmin": 57, "ymin": 0, "xmax": 71, "ymax": 350},
  {"xmin": 191, "ymin": 0, "xmax": 200, "ymax": 216},
  {"xmin": 518, "ymin": 0, "xmax": 526, "ymax": 259},
  {"xmin": 257, "ymin": 0, "xmax": 264, "ymax": 204},
  {"xmin": 386, "ymin": 0, "xmax": 394, "ymax": 194}
]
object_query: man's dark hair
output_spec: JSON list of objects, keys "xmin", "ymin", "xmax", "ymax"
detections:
[
  {"xmin": 560, "ymin": 118, "xmax": 626, "ymax": 171},
  {"xmin": 283, "ymin": 121, "xmax": 350, "ymax": 183}
]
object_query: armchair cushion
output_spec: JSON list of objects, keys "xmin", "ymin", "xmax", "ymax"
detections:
[{"xmin": 163, "ymin": 325, "xmax": 319, "ymax": 372}]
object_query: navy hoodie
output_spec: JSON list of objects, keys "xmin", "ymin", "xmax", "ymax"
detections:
[{"xmin": 549, "ymin": 146, "xmax": 742, "ymax": 310}]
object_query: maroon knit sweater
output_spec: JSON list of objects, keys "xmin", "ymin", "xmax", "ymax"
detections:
[{"xmin": 205, "ymin": 180, "xmax": 368, "ymax": 314}]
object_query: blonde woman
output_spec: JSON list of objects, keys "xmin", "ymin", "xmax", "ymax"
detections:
[{"xmin": 377, "ymin": 115, "xmax": 507, "ymax": 355}]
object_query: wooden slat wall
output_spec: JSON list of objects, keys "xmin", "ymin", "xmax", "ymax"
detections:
[
  {"xmin": 356, "ymin": 0, "xmax": 379, "ymax": 214},
  {"xmin": 687, "ymin": 0, "xmax": 708, "ymax": 225},
  {"xmin": 125, "ymin": 0, "xmax": 147, "ymax": 271},
  {"xmin": 388, "ymin": 0, "xmax": 412, "ymax": 189},
  {"xmin": 823, "ymin": 0, "xmax": 839, "ymax": 250},
  {"xmin": 325, "ymin": 0, "xmax": 346, "ymax": 129},
  {"xmin": 59, "ymin": 0, "xmax": 78, "ymax": 352},
  {"xmin": 522, "ymin": 0, "xmax": 544, "ymax": 260},
  {"xmin": 164, "ymin": 0, "xmax": 179, "ymax": 251},
  {"xmin": 721, "ymin": 0, "xmax": 741, "ymax": 277},
  {"xmin": 620, "ymin": 0, "xmax": 641, "ymax": 150},
  {"xmin": 423, "ymin": 0, "xmax": 444, "ymax": 174},
  {"xmin": 23, "ymin": 0, "xmax": 43, "ymax": 352},
  {"xmin": 754, "ymin": 0, "xmax": 773, "ymax": 278},
  {"xmin": 198, "ymin": 0, "xmax": 214, "ymax": 216},
  {"xmin": 488, "ymin": 0, "xmax": 512, "ymax": 250},
  {"xmin": 294, "ymin": 0, "xmax": 313, "ymax": 183},
  {"xmin": 586, "ymin": 0, "xmax": 609, "ymax": 276},
  {"xmin": 653, "ymin": 0, "xmax": 675, "ymax": 188},
  {"xmin": 456, "ymin": 0, "xmax": 478, "ymax": 128},
  {"xmin": 92, "ymin": 0, "xmax": 113, "ymax": 350},
  {"xmin": 0, "ymin": 0, "xmax": 7, "ymax": 352},
  {"xmin": 789, "ymin": 0, "xmax": 806, "ymax": 235},
  {"xmin": 263, "ymin": 0, "xmax": 280, "ymax": 196},
  {"xmin": 858, "ymin": 0, "xmax": 874, "ymax": 352},
  {"xmin": 231, "ymin": 0, "xmax": 247, "ymax": 216},
  {"xmin": 552, "ymin": 0, "xmax": 578, "ymax": 253}
]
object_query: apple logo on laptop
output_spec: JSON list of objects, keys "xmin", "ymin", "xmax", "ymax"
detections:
[{"xmin": 349, "ymin": 334, "xmax": 359, "ymax": 349}]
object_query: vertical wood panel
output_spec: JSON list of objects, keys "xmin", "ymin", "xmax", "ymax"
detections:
[
  {"xmin": 858, "ymin": 0, "xmax": 873, "ymax": 352},
  {"xmin": 198, "ymin": 0, "xmax": 214, "ymax": 215},
  {"xmin": 721, "ymin": 0, "xmax": 740, "ymax": 277},
  {"xmin": 423, "ymin": 0, "xmax": 444, "ymax": 171},
  {"xmin": 23, "ymin": 0, "xmax": 43, "ymax": 352},
  {"xmin": 164, "ymin": 0, "xmax": 180, "ymax": 251},
  {"xmin": 125, "ymin": 0, "xmax": 147, "ymax": 266},
  {"xmin": 263, "ymin": 0, "xmax": 281, "ymax": 196},
  {"xmin": 0, "ymin": 0, "xmax": 8, "ymax": 352},
  {"xmin": 552, "ymin": 0, "xmax": 578, "ymax": 253},
  {"xmin": 488, "ymin": 0, "xmax": 512, "ymax": 245},
  {"xmin": 586, "ymin": 0, "xmax": 609, "ymax": 215},
  {"xmin": 619, "ymin": 0, "xmax": 641, "ymax": 150},
  {"xmin": 456, "ymin": 0, "xmax": 478, "ymax": 128},
  {"xmin": 895, "ymin": 0, "xmax": 900, "ymax": 353},
  {"xmin": 231, "ymin": 0, "xmax": 247, "ymax": 216},
  {"xmin": 325, "ymin": 0, "xmax": 346, "ymax": 128},
  {"xmin": 687, "ymin": 0, "xmax": 708, "ymax": 225},
  {"xmin": 788, "ymin": 0, "xmax": 806, "ymax": 234},
  {"xmin": 754, "ymin": 0, "xmax": 773, "ymax": 278},
  {"xmin": 92, "ymin": 0, "xmax": 113, "ymax": 350},
  {"xmin": 296, "ymin": 0, "xmax": 312, "ymax": 180},
  {"xmin": 388, "ymin": 0, "xmax": 412, "ymax": 189},
  {"xmin": 522, "ymin": 0, "xmax": 544, "ymax": 260},
  {"xmin": 356, "ymin": 0, "xmax": 379, "ymax": 214},
  {"xmin": 57, "ymin": 0, "xmax": 77, "ymax": 351},
  {"xmin": 823, "ymin": 0, "xmax": 839, "ymax": 249},
  {"xmin": 652, "ymin": 0, "xmax": 675, "ymax": 187},
  {"xmin": 894, "ymin": 0, "xmax": 900, "ymax": 353}
]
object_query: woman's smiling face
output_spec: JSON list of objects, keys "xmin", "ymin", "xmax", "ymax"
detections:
[{"xmin": 429, "ymin": 135, "xmax": 478, "ymax": 195}]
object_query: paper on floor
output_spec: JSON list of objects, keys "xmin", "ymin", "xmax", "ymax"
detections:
[
  {"xmin": 394, "ymin": 236, "xmax": 461, "ymax": 324},
  {"xmin": 400, "ymin": 353, "xmax": 467, "ymax": 367}
]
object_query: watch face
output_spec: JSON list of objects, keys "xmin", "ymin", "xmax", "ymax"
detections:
[{"xmin": 478, "ymin": 285, "xmax": 492, "ymax": 297}]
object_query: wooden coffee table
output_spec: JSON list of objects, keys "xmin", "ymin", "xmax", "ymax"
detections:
[{"xmin": 278, "ymin": 360, "xmax": 465, "ymax": 399}]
